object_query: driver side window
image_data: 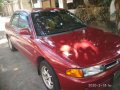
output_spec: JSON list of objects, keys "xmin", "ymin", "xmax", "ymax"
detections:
[{"xmin": 18, "ymin": 14, "xmax": 29, "ymax": 29}]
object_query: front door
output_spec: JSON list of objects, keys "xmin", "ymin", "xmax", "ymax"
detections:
[{"xmin": 17, "ymin": 12, "xmax": 36, "ymax": 61}]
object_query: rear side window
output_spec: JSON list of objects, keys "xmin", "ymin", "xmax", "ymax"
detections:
[{"xmin": 11, "ymin": 14, "xmax": 19, "ymax": 27}]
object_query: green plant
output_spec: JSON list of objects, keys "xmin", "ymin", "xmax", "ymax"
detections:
[{"xmin": 0, "ymin": 0, "xmax": 3, "ymax": 4}]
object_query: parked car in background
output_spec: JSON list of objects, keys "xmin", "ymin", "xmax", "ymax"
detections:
[{"xmin": 5, "ymin": 8, "xmax": 120, "ymax": 90}]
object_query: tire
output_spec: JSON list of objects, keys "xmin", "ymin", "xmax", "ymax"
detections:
[
  {"xmin": 8, "ymin": 38, "xmax": 17, "ymax": 51},
  {"xmin": 39, "ymin": 61, "xmax": 60, "ymax": 90}
]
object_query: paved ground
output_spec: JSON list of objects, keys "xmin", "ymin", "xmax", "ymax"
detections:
[
  {"xmin": 0, "ymin": 39, "xmax": 47, "ymax": 90},
  {"xmin": 0, "ymin": 16, "xmax": 120, "ymax": 90}
]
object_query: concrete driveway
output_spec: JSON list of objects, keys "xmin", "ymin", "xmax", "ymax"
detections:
[{"xmin": 0, "ymin": 38, "xmax": 47, "ymax": 90}]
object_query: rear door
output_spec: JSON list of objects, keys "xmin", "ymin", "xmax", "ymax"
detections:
[{"xmin": 8, "ymin": 12, "xmax": 20, "ymax": 48}]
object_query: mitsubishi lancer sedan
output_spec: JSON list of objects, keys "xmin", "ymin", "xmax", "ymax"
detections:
[{"xmin": 5, "ymin": 8, "xmax": 120, "ymax": 90}]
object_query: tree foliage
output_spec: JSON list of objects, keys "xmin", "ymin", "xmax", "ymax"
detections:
[
  {"xmin": 0, "ymin": 0, "xmax": 3, "ymax": 4},
  {"xmin": 84, "ymin": 0, "xmax": 112, "ymax": 6}
]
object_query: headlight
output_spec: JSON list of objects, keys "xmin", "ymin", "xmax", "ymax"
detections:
[
  {"xmin": 66, "ymin": 65, "xmax": 105, "ymax": 78},
  {"xmin": 82, "ymin": 65, "xmax": 105, "ymax": 77}
]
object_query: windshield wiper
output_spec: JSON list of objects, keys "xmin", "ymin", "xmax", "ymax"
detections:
[{"xmin": 67, "ymin": 24, "xmax": 86, "ymax": 31}]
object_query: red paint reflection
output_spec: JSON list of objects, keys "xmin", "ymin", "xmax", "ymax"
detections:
[{"xmin": 60, "ymin": 39, "xmax": 99, "ymax": 59}]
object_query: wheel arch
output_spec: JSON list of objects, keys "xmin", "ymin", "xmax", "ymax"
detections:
[
  {"xmin": 37, "ymin": 56, "xmax": 56, "ymax": 75},
  {"xmin": 36, "ymin": 56, "xmax": 58, "ymax": 77},
  {"xmin": 37, "ymin": 56, "xmax": 61, "ymax": 90},
  {"xmin": 37, "ymin": 56, "xmax": 45, "ymax": 75}
]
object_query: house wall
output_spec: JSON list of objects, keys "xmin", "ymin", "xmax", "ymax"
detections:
[
  {"xmin": 22, "ymin": 0, "xmax": 32, "ymax": 10},
  {"xmin": 42, "ymin": 0, "xmax": 55, "ymax": 8}
]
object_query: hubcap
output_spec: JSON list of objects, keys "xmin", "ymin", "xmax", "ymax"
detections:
[
  {"xmin": 41, "ymin": 66, "xmax": 53, "ymax": 89},
  {"xmin": 8, "ymin": 39, "xmax": 12, "ymax": 49}
]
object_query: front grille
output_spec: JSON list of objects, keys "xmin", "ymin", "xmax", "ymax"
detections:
[{"xmin": 104, "ymin": 59, "xmax": 120, "ymax": 70}]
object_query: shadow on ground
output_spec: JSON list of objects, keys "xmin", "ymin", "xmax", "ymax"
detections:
[{"xmin": 0, "ymin": 38, "xmax": 47, "ymax": 90}]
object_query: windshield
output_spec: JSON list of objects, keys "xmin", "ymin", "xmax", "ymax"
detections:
[{"xmin": 31, "ymin": 9, "xmax": 86, "ymax": 36}]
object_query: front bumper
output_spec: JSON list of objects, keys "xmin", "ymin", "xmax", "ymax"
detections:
[{"xmin": 58, "ymin": 64, "xmax": 120, "ymax": 90}]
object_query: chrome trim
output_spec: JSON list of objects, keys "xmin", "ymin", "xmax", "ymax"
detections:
[{"xmin": 105, "ymin": 59, "xmax": 120, "ymax": 70}]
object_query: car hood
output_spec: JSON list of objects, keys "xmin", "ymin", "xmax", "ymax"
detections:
[{"xmin": 41, "ymin": 27, "xmax": 120, "ymax": 67}]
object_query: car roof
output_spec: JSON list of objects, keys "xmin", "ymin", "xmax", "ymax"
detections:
[
  {"xmin": 32, "ymin": 8, "xmax": 64, "ymax": 12},
  {"xmin": 14, "ymin": 9, "xmax": 30, "ymax": 15},
  {"xmin": 14, "ymin": 8, "xmax": 64, "ymax": 15}
]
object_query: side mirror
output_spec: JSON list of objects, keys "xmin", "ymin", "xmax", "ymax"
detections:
[{"xmin": 19, "ymin": 28, "xmax": 30, "ymax": 35}]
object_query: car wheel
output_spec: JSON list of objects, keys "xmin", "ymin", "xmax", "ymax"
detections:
[
  {"xmin": 8, "ymin": 38, "xmax": 17, "ymax": 51},
  {"xmin": 40, "ymin": 61, "xmax": 60, "ymax": 90}
]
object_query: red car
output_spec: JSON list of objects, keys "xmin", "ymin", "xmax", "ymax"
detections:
[{"xmin": 5, "ymin": 8, "xmax": 120, "ymax": 90}]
